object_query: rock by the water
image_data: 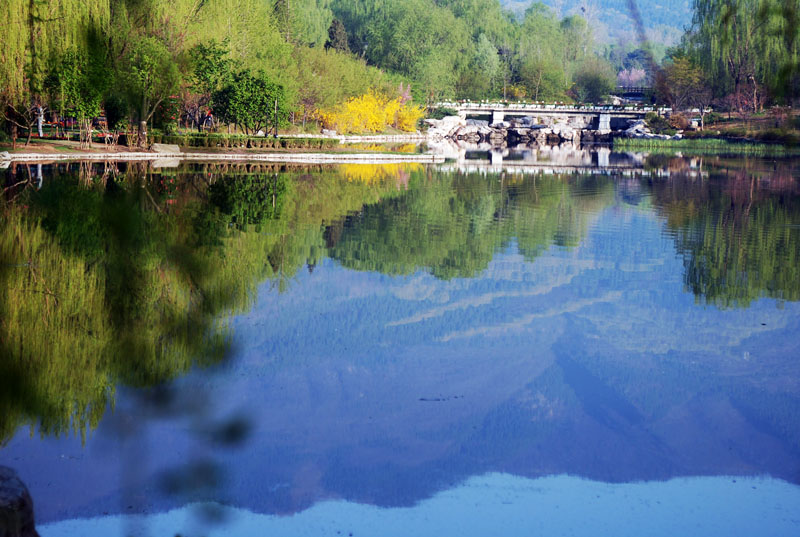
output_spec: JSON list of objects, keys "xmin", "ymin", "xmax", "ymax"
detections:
[
  {"xmin": 150, "ymin": 143, "xmax": 181, "ymax": 154},
  {"xmin": 0, "ymin": 467, "xmax": 39, "ymax": 537},
  {"xmin": 624, "ymin": 119, "xmax": 652, "ymax": 138},
  {"xmin": 427, "ymin": 113, "xmax": 632, "ymax": 145},
  {"xmin": 510, "ymin": 116, "xmax": 535, "ymax": 127},
  {"xmin": 581, "ymin": 130, "xmax": 613, "ymax": 143},
  {"xmin": 425, "ymin": 116, "xmax": 467, "ymax": 140}
]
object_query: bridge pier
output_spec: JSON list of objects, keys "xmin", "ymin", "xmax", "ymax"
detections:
[
  {"xmin": 598, "ymin": 113, "xmax": 611, "ymax": 131},
  {"xmin": 492, "ymin": 110, "xmax": 505, "ymax": 124}
]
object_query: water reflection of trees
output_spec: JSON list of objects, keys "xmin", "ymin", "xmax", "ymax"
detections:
[
  {"xmin": 328, "ymin": 171, "xmax": 615, "ymax": 279},
  {"xmin": 328, "ymin": 163, "xmax": 800, "ymax": 309},
  {"xmin": 0, "ymin": 163, "xmax": 407, "ymax": 442},
  {"xmin": 3, "ymin": 160, "xmax": 799, "ymax": 442},
  {"xmin": 651, "ymin": 170, "xmax": 800, "ymax": 307}
]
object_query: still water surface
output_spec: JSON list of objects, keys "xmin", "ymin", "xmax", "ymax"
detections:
[{"xmin": 1, "ymin": 154, "xmax": 800, "ymax": 535}]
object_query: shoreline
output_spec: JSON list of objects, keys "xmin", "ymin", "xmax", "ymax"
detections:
[{"xmin": 1, "ymin": 150, "xmax": 444, "ymax": 165}]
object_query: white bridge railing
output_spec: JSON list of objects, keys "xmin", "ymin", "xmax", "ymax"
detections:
[{"xmin": 435, "ymin": 101, "xmax": 670, "ymax": 114}]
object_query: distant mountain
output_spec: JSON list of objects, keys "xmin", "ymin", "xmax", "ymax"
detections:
[{"xmin": 501, "ymin": 0, "xmax": 693, "ymax": 45}]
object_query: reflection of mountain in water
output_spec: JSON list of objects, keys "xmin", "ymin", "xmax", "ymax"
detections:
[
  {"xmin": 3, "ymin": 159, "xmax": 800, "ymax": 524},
  {"xmin": 220, "ymin": 200, "xmax": 800, "ymax": 516}
]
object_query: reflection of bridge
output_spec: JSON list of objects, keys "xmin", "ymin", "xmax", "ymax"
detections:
[
  {"xmin": 437, "ymin": 101, "xmax": 667, "ymax": 130},
  {"xmin": 441, "ymin": 143, "xmax": 644, "ymax": 172},
  {"xmin": 433, "ymin": 143, "xmax": 705, "ymax": 179}
]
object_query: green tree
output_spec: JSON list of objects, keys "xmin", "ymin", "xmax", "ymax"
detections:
[
  {"xmin": 292, "ymin": 45, "xmax": 391, "ymax": 128},
  {"xmin": 191, "ymin": 40, "xmax": 233, "ymax": 98},
  {"xmin": 48, "ymin": 46, "xmax": 109, "ymax": 147},
  {"xmin": 658, "ymin": 56, "xmax": 703, "ymax": 110},
  {"xmin": 187, "ymin": 39, "xmax": 233, "ymax": 128},
  {"xmin": 760, "ymin": 0, "xmax": 800, "ymax": 101},
  {"xmin": 292, "ymin": 0, "xmax": 334, "ymax": 47},
  {"xmin": 214, "ymin": 70, "xmax": 288, "ymax": 135},
  {"xmin": 520, "ymin": 56, "xmax": 566, "ymax": 101},
  {"xmin": 326, "ymin": 18, "xmax": 350, "ymax": 52},
  {"xmin": 473, "ymin": 33, "xmax": 501, "ymax": 95},
  {"xmin": 121, "ymin": 35, "xmax": 181, "ymax": 143},
  {"xmin": 691, "ymin": 0, "xmax": 792, "ymax": 110},
  {"xmin": 560, "ymin": 15, "xmax": 592, "ymax": 64},
  {"xmin": 572, "ymin": 58, "xmax": 615, "ymax": 103},
  {"xmin": 331, "ymin": 0, "xmax": 471, "ymax": 99}
]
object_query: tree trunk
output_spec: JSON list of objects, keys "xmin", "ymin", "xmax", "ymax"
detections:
[
  {"xmin": 86, "ymin": 119, "xmax": 93, "ymax": 148},
  {"xmin": 273, "ymin": 99, "xmax": 278, "ymax": 138},
  {"xmin": 138, "ymin": 121, "xmax": 147, "ymax": 148}
]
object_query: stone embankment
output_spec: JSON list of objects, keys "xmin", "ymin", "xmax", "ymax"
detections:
[
  {"xmin": 425, "ymin": 115, "xmax": 606, "ymax": 145},
  {"xmin": 425, "ymin": 116, "xmax": 682, "ymax": 145},
  {"xmin": 0, "ymin": 150, "xmax": 443, "ymax": 165}
]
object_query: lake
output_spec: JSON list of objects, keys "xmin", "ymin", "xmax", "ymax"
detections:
[{"xmin": 2, "ymin": 152, "xmax": 800, "ymax": 536}]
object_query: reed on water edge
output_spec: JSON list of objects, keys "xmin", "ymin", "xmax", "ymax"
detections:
[{"xmin": 613, "ymin": 137, "xmax": 800, "ymax": 155}]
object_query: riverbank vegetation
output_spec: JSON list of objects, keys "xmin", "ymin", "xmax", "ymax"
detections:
[
  {"xmin": 652, "ymin": 1, "xmax": 800, "ymax": 137},
  {"xmin": 614, "ymin": 137, "xmax": 800, "ymax": 155},
  {"xmin": 2, "ymin": 1, "xmax": 800, "ymax": 145},
  {"xmin": 0, "ymin": 0, "xmax": 648, "ymax": 144}
]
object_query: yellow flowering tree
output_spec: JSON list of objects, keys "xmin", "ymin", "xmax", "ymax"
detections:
[{"xmin": 317, "ymin": 90, "xmax": 423, "ymax": 134}]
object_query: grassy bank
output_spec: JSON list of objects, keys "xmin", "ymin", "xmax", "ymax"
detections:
[{"xmin": 613, "ymin": 137, "xmax": 800, "ymax": 155}]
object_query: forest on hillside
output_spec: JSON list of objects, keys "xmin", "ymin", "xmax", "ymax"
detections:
[
  {"xmin": 1, "ymin": 0, "xmax": 799, "ymax": 142},
  {"xmin": 501, "ymin": 0, "xmax": 691, "ymax": 44}
]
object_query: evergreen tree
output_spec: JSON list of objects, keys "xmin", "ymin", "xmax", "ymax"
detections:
[{"xmin": 326, "ymin": 18, "xmax": 350, "ymax": 52}]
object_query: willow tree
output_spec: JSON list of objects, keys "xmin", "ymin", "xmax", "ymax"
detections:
[
  {"xmin": 1, "ymin": 0, "xmax": 110, "ymax": 139},
  {"xmin": 692, "ymin": 0, "xmax": 795, "ymax": 109},
  {"xmin": 0, "ymin": 0, "xmax": 109, "ymax": 100},
  {"xmin": 48, "ymin": 47, "xmax": 108, "ymax": 147},
  {"xmin": 760, "ymin": 0, "xmax": 800, "ymax": 101}
]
